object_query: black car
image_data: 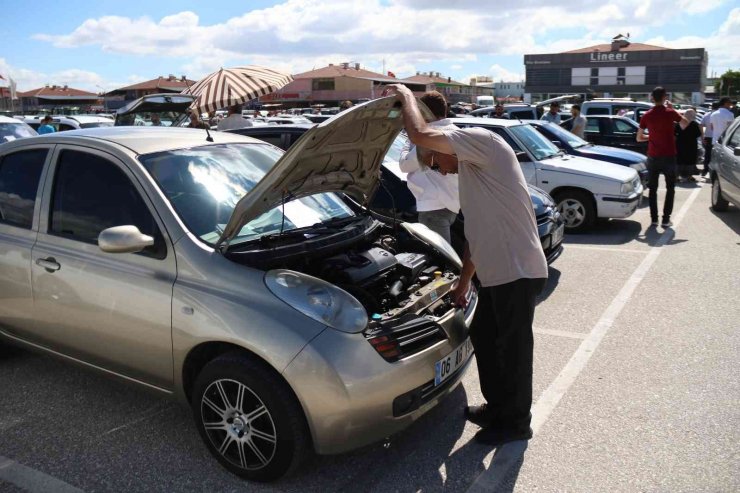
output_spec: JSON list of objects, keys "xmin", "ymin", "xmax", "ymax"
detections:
[
  {"xmin": 114, "ymin": 93, "xmax": 194, "ymax": 127},
  {"xmin": 526, "ymin": 120, "xmax": 648, "ymax": 184},
  {"xmin": 561, "ymin": 115, "xmax": 648, "ymax": 154},
  {"xmin": 228, "ymin": 125, "xmax": 565, "ymax": 264}
]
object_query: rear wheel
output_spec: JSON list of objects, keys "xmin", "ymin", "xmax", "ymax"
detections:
[
  {"xmin": 554, "ymin": 190, "xmax": 596, "ymax": 232},
  {"xmin": 191, "ymin": 353, "xmax": 310, "ymax": 482},
  {"xmin": 711, "ymin": 175, "xmax": 729, "ymax": 212}
]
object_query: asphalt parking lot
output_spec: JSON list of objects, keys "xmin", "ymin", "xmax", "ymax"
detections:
[{"xmin": 1, "ymin": 180, "xmax": 738, "ymax": 493}]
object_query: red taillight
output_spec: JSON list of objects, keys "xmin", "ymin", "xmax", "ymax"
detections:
[{"xmin": 369, "ymin": 335, "xmax": 401, "ymax": 359}]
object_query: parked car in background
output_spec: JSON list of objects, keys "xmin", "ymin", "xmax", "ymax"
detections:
[
  {"xmin": 23, "ymin": 115, "xmax": 113, "ymax": 132},
  {"xmin": 453, "ymin": 118, "xmax": 642, "ymax": 232},
  {"xmin": 709, "ymin": 116, "xmax": 740, "ymax": 211},
  {"xmin": 469, "ymin": 95, "xmax": 580, "ymax": 121},
  {"xmin": 0, "ymin": 99, "xmax": 479, "ymax": 482},
  {"xmin": 229, "ymin": 124, "xmax": 565, "ymax": 263},
  {"xmin": 114, "ymin": 93, "xmax": 194, "ymax": 127},
  {"xmin": 561, "ymin": 115, "xmax": 648, "ymax": 155},
  {"xmin": 0, "ymin": 116, "xmax": 37, "ymax": 142},
  {"xmin": 580, "ymin": 99, "xmax": 652, "ymax": 119},
  {"xmin": 526, "ymin": 120, "xmax": 648, "ymax": 184}
]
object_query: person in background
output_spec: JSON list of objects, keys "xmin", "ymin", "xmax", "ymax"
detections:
[
  {"xmin": 398, "ymin": 91, "xmax": 459, "ymax": 244},
  {"xmin": 637, "ymin": 86, "xmax": 689, "ymax": 228},
  {"xmin": 491, "ymin": 103, "xmax": 510, "ymax": 119},
  {"xmin": 570, "ymin": 104, "xmax": 587, "ymax": 138},
  {"xmin": 675, "ymin": 108, "xmax": 701, "ymax": 183},
  {"xmin": 187, "ymin": 110, "xmax": 209, "ymax": 129},
  {"xmin": 700, "ymin": 102, "xmax": 719, "ymax": 177},
  {"xmin": 710, "ymin": 97, "xmax": 735, "ymax": 146},
  {"xmin": 218, "ymin": 104, "xmax": 252, "ymax": 131},
  {"xmin": 37, "ymin": 115, "xmax": 56, "ymax": 134},
  {"xmin": 150, "ymin": 114, "xmax": 163, "ymax": 126},
  {"xmin": 339, "ymin": 100, "xmax": 354, "ymax": 111},
  {"xmin": 540, "ymin": 101, "xmax": 561, "ymax": 124}
]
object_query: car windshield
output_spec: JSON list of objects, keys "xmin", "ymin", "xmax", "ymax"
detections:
[
  {"xmin": 382, "ymin": 134, "xmax": 409, "ymax": 180},
  {"xmin": 509, "ymin": 124, "xmax": 561, "ymax": 160},
  {"xmin": 139, "ymin": 143, "xmax": 354, "ymax": 245},
  {"xmin": 541, "ymin": 122, "xmax": 589, "ymax": 149},
  {"xmin": 0, "ymin": 122, "xmax": 37, "ymax": 142},
  {"xmin": 117, "ymin": 111, "xmax": 186, "ymax": 127},
  {"xmin": 80, "ymin": 121, "xmax": 114, "ymax": 129}
]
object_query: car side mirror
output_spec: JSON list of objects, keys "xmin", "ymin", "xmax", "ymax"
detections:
[
  {"xmin": 515, "ymin": 151, "xmax": 529, "ymax": 163},
  {"xmin": 734, "ymin": 147, "xmax": 740, "ymax": 157},
  {"xmin": 551, "ymin": 140, "xmax": 563, "ymax": 148},
  {"xmin": 98, "ymin": 225, "xmax": 154, "ymax": 254}
]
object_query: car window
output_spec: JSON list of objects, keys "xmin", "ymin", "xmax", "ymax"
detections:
[
  {"xmin": 727, "ymin": 127, "xmax": 740, "ymax": 148},
  {"xmin": 509, "ymin": 125, "xmax": 560, "ymax": 160},
  {"xmin": 0, "ymin": 149, "xmax": 48, "ymax": 229},
  {"xmin": 59, "ymin": 124, "xmax": 76, "ymax": 131},
  {"xmin": 255, "ymin": 134, "xmax": 286, "ymax": 149},
  {"xmin": 585, "ymin": 107, "xmax": 610, "ymax": 115},
  {"xmin": 50, "ymin": 150, "xmax": 166, "ymax": 258},
  {"xmin": 0, "ymin": 122, "xmax": 37, "ymax": 142},
  {"xmin": 509, "ymin": 110, "xmax": 535, "ymax": 120},
  {"xmin": 613, "ymin": 119, "xmax": 636, "ymax": 133},
  {"xmin": 585, "ymin": 119, "xmax": 600, "ymax": 132}
]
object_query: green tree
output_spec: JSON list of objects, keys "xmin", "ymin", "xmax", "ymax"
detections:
[{"xmin": 715, "ymin": 69, "xmax": 740, "ymax": 97}]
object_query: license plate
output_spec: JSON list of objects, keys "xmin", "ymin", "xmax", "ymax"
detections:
[
  {"xmin": 551, "ymin": 223, "xmax": 565, "ymax": 246},
  {"xmin": 434, "ymin": 338, "xmax": 474, "ymax": 386}
]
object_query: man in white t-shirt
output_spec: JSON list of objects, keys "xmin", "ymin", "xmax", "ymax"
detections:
[
  {"xmin": 399, "ymin": 91, "xmax": 459, "ymax": 244},
  {"xmin": 217, "ymin": 104, "xmax": 252, "ymax": 131},
  {"xmin": 384, "ymin": 83, "xmax": 548, "ymax": 446},
  {"xmin": 700, "ymin": 102, "xmax": 718, "ymax": 177},
  {"xmin": 710, "ymin": 97, "xmax": 735, "ymax": 145},
  {"xmin": 570, "ymin": 104, "xmax": 587, "ymax": 138}
]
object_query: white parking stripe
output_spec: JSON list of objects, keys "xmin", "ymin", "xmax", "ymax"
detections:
[
  {"xmin": 466, "ymin": 185, "xmax": 702, "ymax": 493},
  {"xmin": 563, "ymin": 245, "xmax": 648, "ymax": 254},
  {"xmin": 533, "ymin": 328, "xmax": 588, "ymax": 340},
  {"xmin": 0, "ymin": 455, "xmax": 84, "ymax": 493}
]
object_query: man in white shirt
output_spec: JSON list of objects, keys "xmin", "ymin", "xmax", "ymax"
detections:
[
  {"xmin": 385, "ymin": 83, "xmax": 548, "ymax": 447},
  {"xmin": 700, "ymin": 102, "xmax": 718, "ymax": 177},
  {"xmin": 570, "ymin": 104, "xmax": 587, "ymax": 138},
  {"xmin": 710, "ymin": 97, "xmax": 735, "ymax": 145},
  {"xmin": 540, "ymin": 101, "xmax": 561, "ymax": 124},
  {"xmin": 399, "ymin": 91, "xmax": 459, "ymax": 244},
  {"xmin": 217, "ymin": 104, "xmax": 252, "ymax": 131}
]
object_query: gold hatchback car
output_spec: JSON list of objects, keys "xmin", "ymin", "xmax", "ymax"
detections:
[{"xmin": 0, "ymin": 98, "xmax": 477, "ymax": 481}]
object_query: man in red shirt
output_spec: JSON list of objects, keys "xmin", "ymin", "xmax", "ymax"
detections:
[{"xmin": 637, "ymin": 87, "xmax": 688, "ymax": 228}]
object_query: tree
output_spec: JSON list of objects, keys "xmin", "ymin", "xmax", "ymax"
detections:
[{"xmin": 715, "ymin": 69, "xmax": 740, "ymax": 98}]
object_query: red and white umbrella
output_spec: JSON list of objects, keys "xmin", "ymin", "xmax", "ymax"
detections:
[{"xmin": 183, "ymin": 65, "xmax": 293, "ymax": 115}]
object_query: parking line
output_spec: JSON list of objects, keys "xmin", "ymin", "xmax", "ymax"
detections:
[
  {"xmin": 0, "ymin": 455, "xmax": 84, "ymax": 493},
  {"xmin": 563, "ymin": 245, "xmax": 648, "ymax": 254},
  {"xmin": 466, "ymin": 185, "xmax": 702, "ymax": 493},
  {"xmin": 533, "ymin": 328, "xmax": 588, "ymax": 340}
]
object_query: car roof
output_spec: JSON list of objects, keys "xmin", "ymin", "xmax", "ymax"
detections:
[
  {"xmin": 450, "ymin": 117, "xmax": 526, "ymax": 127},
  {"xmin": 228, "ymin": 123, "xmax": 314, "ymax": 133},
  {"xmin": 67, "ymin": 115, "xmax": 112, "ymax": 123},
  {"xmin": 2, "ymin": 127, "xmax": 264, "ymax": 155},
  {"xmin": 0, "ymin": 116, "xmax": 26, "ymax": 124}
]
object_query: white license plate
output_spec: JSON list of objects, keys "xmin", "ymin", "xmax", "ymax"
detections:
[
  {"xmin": 551, "ymin": 223, "xmax": 564, "ymax": 246},
  {"xmin": 434, "ymin": 338, "xmax": 474, "ymax": 386}
]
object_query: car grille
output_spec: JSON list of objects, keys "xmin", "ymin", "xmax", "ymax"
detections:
[
  {"xmin": 536, "ymin": 212, "xmax": 552, "ymax": 225},
  {"xmin": 365, "ymin": 317, "xmax": 447, "ymax": 362}
]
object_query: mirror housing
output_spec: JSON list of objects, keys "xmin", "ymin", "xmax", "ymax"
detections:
[
  {"xmin": 98, "ymin": 225, "xmax": 154, "ymax": 254},
  {"xmin": 734, "ymin": 147, "xmax": 740, "ymax": 157},
  {"xmin": 515, "ymin": 151, "xmax": 530, "ymax": 163}
]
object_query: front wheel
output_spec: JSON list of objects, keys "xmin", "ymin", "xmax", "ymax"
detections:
[
  {"xmin": 191, "ymin": 353, "xmax": 310, "ymax": 482},
  {"xmin": 711, "ymin": 175, "xmax": 729, "ymax": 212},
  {"xmin": 554, "ymin": 190, "xmax": 596, "ymax": 232}
]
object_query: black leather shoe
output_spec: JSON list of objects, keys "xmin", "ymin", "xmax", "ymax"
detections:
[
  {"xmin": 463, "ymin": 404, "xmax": 496, "ymax": 427},
  {"xmin": 474, "ymin": 426, "xmax": 533, "ymax": 446}
]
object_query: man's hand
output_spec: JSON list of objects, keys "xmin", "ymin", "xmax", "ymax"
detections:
[
  {"xmin": 450, "ymin": 278, "xmax": 470, "ymax": 309},
  {"xmin": 382, "ymin": 83, "xmax": 413, "ymax": 100}
]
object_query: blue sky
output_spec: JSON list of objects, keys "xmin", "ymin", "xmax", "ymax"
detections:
[{"xmin": 1, "ymin": 0, "xmax": 738, "ymax": 92}]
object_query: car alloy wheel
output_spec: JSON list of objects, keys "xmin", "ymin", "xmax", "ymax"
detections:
[
  {"xmin": 200, "ymin": 379, "xmax": 277, "ymax": 471},
  {"xmin": 554, "ymin": 190, "xmax": 595, "ymax": 232},
  {"xmin": 558, "ymin": 198, "xmax": 586, "ymax": 228}
]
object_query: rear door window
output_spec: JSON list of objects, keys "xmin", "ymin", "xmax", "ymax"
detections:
[
  {"xmin": 586, "ymin": 107, "xmax": 609, "ymax": 115},
  {"xmin": 0, "ymin": 149, "xmax": 48, "ymax": 229},
  {"xmin": 613, "ymin": 119, "xmax": 636, "ymax": 134},
  {"xmin": 727, "ymin": 126, "xmax": 740, "ymax": 148},
  {"xmin": 585, "ymin": 118, "xmax": 600, "ymax": 133}
]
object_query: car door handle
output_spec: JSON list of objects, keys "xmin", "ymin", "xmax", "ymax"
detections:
[{"xmin": 36, "ymin": 257, "xmax": 61, "ymax": 272}]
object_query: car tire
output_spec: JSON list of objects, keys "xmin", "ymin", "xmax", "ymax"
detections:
[
  {"xmin": 191, "ymin": 353, "xmax": 310, "ymax": 482},
  {"xmin": 711, "ymin": 175, "xmax": 729, "ymax": 212},
  {"xmin": 554, "ymin": 190, "xmax": 595, "ymax": 232}
]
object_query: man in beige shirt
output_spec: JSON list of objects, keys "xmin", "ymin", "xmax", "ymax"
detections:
[{"xmin": 384, "ymin": 84, "xmax": 548, "ymax": 446}]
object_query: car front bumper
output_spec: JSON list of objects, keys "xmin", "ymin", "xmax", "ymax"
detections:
[
  {"xmin": 598, "ymin": 187, "xmax": 642, "ymax": 219},
  {"xmin": 282, "ymin": 290, "xmax": 478, "ymax": 455}
]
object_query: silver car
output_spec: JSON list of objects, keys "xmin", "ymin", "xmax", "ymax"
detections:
[
  {"xmin": 710, "ymin": 115, "xmax": 740, "ymax": 211},
  {"xmin": 0, "ymin": 98, "xmax": 477, "ymax": 481}
]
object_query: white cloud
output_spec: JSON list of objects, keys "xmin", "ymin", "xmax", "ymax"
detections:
[
  {"xmin": 488, "ymin": 64, "xmax": 523, "ymax": 82},
  {"xmin": 0, "ymin": 58, "xmax": 133, "ymax": 92}
]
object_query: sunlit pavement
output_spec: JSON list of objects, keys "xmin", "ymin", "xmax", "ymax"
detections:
[{"xmin": 1, "ymin": 180, "xmax": 738, "ymax": 492}]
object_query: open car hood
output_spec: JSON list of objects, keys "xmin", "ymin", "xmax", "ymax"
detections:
[
  {"xmin": 215, "ymin": 96, "xmax": 432, "ymax": 249},
  {"xmin": 115, "ymin": 93, "xmax": 195, "ymax": 116}
]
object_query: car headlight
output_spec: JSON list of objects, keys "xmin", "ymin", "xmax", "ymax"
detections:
[
  {"xmin": 265, "ymin": 270, "xmax": 368, "ymax": 333},
  {"xmin": 402, "ymin": 222, "xmax": 462, "ymax": 268},
  {"xmin": 629, "ymin": 161, "xmax": 647, "ymax": 172},
  {"xmin": 620, "ymin": 180, "xmax": 635, "ymax": 194}
]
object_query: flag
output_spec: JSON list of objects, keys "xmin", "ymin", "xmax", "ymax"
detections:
[
  {"xmin": 9, "ymin": 77, "xmax": 17, "ymax": 100},
  {"xmin": 387, "ymin": 71, "xmax": 396, "ymax": 78},
  {"xmin": 0, "ymin": 74, "xmax": 5, "ymax": 81}
]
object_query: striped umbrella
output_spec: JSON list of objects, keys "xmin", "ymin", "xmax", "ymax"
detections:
[{"xmin": 183, "ymin": 65, "xmax": 293, "ymax": 115}]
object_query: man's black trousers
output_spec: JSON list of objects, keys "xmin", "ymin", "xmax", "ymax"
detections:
[
  {"xmin": 469, "ymin": 277, "xmax": 546, "ymax": 431},
  {"xmin": 647, "ymin": 156, "xmax": 677, "ymax": 222}
]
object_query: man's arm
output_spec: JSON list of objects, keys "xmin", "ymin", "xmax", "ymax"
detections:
[
  {"xmin": 636, "ymin": 127, "xmax": 648, "ymax": 142},
  {"xmin": 383, "ymin": 84, "xmax": 455, "ymax": 155},
  {"xmin": 450, "ymin": 242, "xmax": 476, "ymax": 308}
]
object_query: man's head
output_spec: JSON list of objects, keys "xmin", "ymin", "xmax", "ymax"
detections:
[
  {"xmin": 549, "ymin": 102, "xmax": 560, "ymax": 114},
  {"xmin": 494, "ymin": 103, "xmax": 505, "ymax": 116},
  {"xmin": 430, "ymin": 151, "xmax": 459, "ymax": 175},
  {"xmin": 41, "ymin": 115, "xmax": 53, "ymax": 124},
  {"xmin": 420, "ymin": 91, "xmax": 447, "ymax": 121},
  {"xmin": 571, "ymin": 103, "xmax": 581, "ymax": 117},
  {"xmin": 151, "ymin": 114, "xmax": 161, "ymax": 125},
  {"xmin": 651, "ymin": 86, "xmax": 667, "ymax": 104},
  {"xmin": 229, "ymin": 104, "xmax": 243, "ymax": 115},
  {"xmin": 718, "ymin": 96, "xmax": 732, "ymax": 109},
  {"xmin": 339, "ymin": 100, "xmax": 354, "ymax": 110},
  {"xmin": 188, "ymin": 110, "xmax": 199, "ymax": 123}
]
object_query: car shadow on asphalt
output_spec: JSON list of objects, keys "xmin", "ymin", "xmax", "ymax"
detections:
[
  {"xmin": 563, "ymin": 219, "xmax": 644, "ymax": 246},
  {"xmin": 709, "ymin": 206, "xmax": 740, "ymax": 236},
  {"xmin": 536, "ymin": 267, "xmax": 561, "ymax": 306}
]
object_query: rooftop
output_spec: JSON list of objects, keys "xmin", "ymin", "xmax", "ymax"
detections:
[
  {"xmin": 18, "ymin": 85, "xmax": 98, "ymax": 100},
  {"xmin": 293, "ymin": 63, "xmax": 398, "ymax": 83},
  {"xmin": 562, "ymin": 42, "xmax": 670, "ymax": 53},
  {"xmin": 111, "ymin": 75, "xmax": 197, "ymax": 93},
  {"xmin": 402, "ymin": 72, "xmax": 467, "ymax": 86}
]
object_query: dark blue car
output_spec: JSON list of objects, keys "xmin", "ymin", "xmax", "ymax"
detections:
[{"xmin": 526, "ymin": 120, "xmax": 648, "ymax": 184}]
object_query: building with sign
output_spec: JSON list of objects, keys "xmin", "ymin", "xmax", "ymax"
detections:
[{"xmin": 524, "ymin": 38, "xmax": 708, "ymax": 104}]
